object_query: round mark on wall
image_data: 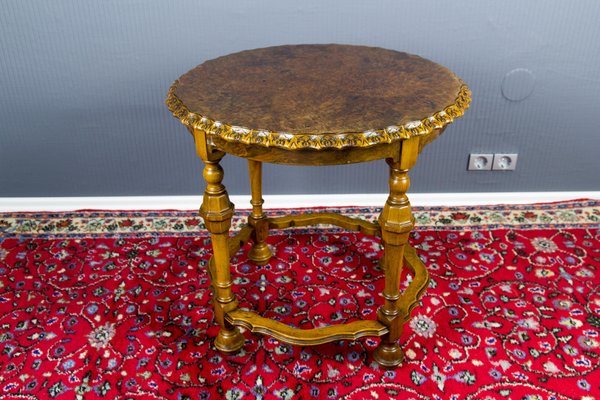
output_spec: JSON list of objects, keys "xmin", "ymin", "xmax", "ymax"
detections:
[{"xmin": 501, "ymin": 68, "xmax": 535, "ymax": 102}]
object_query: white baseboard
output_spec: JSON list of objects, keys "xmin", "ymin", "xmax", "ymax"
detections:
[{"xmin": 0, "ymin": 192, "xmax": 598, "ymax": 212}]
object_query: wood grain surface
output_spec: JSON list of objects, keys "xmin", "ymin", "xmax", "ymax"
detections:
[{"xmin": 174, "ymin": 44, "xmax": 463, "ymax": 135}]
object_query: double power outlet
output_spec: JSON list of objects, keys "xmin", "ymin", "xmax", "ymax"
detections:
[{"xmin": 468, "ymin": 153, "xmax": 518, "ymax": 171}]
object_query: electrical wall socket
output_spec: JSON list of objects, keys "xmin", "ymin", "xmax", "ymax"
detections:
[
  {"xmin": 492, "ymin": 153, "xmax": 518, "ymax": 171},
  {"xmin": 468, "ymin": 153, "xmax": 518, "ymax": 171},
  {"xmin": 468, "ymin": 154, "xmax": 493, "ymax": 170}
]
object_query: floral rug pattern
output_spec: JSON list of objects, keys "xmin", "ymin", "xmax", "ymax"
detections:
[{"xmin": 0, "ymin": 200, "xmax": 599, "ymax": 399}]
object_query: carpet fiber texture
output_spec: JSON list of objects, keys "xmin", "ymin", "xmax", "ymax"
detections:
[{"xmin": 0, "ymin": 200, "xmax": 599, "ymax": 399}]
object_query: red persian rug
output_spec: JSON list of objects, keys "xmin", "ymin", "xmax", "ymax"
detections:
[{"xmin": 0, "ymin": 200, "xmax": 599, "ymax": 399}]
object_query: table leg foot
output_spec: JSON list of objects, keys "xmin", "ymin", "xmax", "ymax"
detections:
[
  {"xmin": 373, "ymin": 341, "xmax": 404, "ymax": 368},
  {"xmin": 248, "ymin": 242, "xmax": 272, "ymax": 265},
  {"xmin": 215, "ymin": 327, "xmax": 245, "ymax": 354}
]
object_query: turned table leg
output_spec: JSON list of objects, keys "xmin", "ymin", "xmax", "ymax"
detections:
[
  {"xmin": 199, "ymin": 156, "xmax": 245, "ymax": 354},
  {"xmin": 247, "ymin": 159, "xmax": 272, "ymax": 265},
  {"xmin": 374, "ymin": 138, "xmax": 419, "ymax": 368}
]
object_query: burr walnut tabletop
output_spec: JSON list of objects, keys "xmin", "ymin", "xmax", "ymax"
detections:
[{"xmin": 166, "ymin": 44, "xmax": 471, "ymax": 368}]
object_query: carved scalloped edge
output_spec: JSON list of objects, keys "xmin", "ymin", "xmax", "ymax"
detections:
[{"xmin": 166, "ymin": 81, "xmax": 471, "ymax": 150}]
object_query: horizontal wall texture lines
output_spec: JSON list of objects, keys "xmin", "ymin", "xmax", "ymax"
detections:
[{"xmin": 1, "ymin": 0, "xmax": 599, "ymax": 196}]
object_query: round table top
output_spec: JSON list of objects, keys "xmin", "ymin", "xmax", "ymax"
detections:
[{"xmin": 167, "ymin": 44, "xmax": 470, "ymax": 151}]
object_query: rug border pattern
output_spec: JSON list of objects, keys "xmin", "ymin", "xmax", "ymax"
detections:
[{"xmin": 0, "ymin": 199, "xmax": 598, "ymax": 238}]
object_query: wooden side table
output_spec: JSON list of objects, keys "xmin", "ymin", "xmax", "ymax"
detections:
[{"xmin": 166, "ymin": 44, "xmax": 470, "ymax": 368}]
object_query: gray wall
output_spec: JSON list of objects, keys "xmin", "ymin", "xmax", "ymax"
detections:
[{"xmin": 1, "ymin": 0, "xmax": 599, "ymax": 197}]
